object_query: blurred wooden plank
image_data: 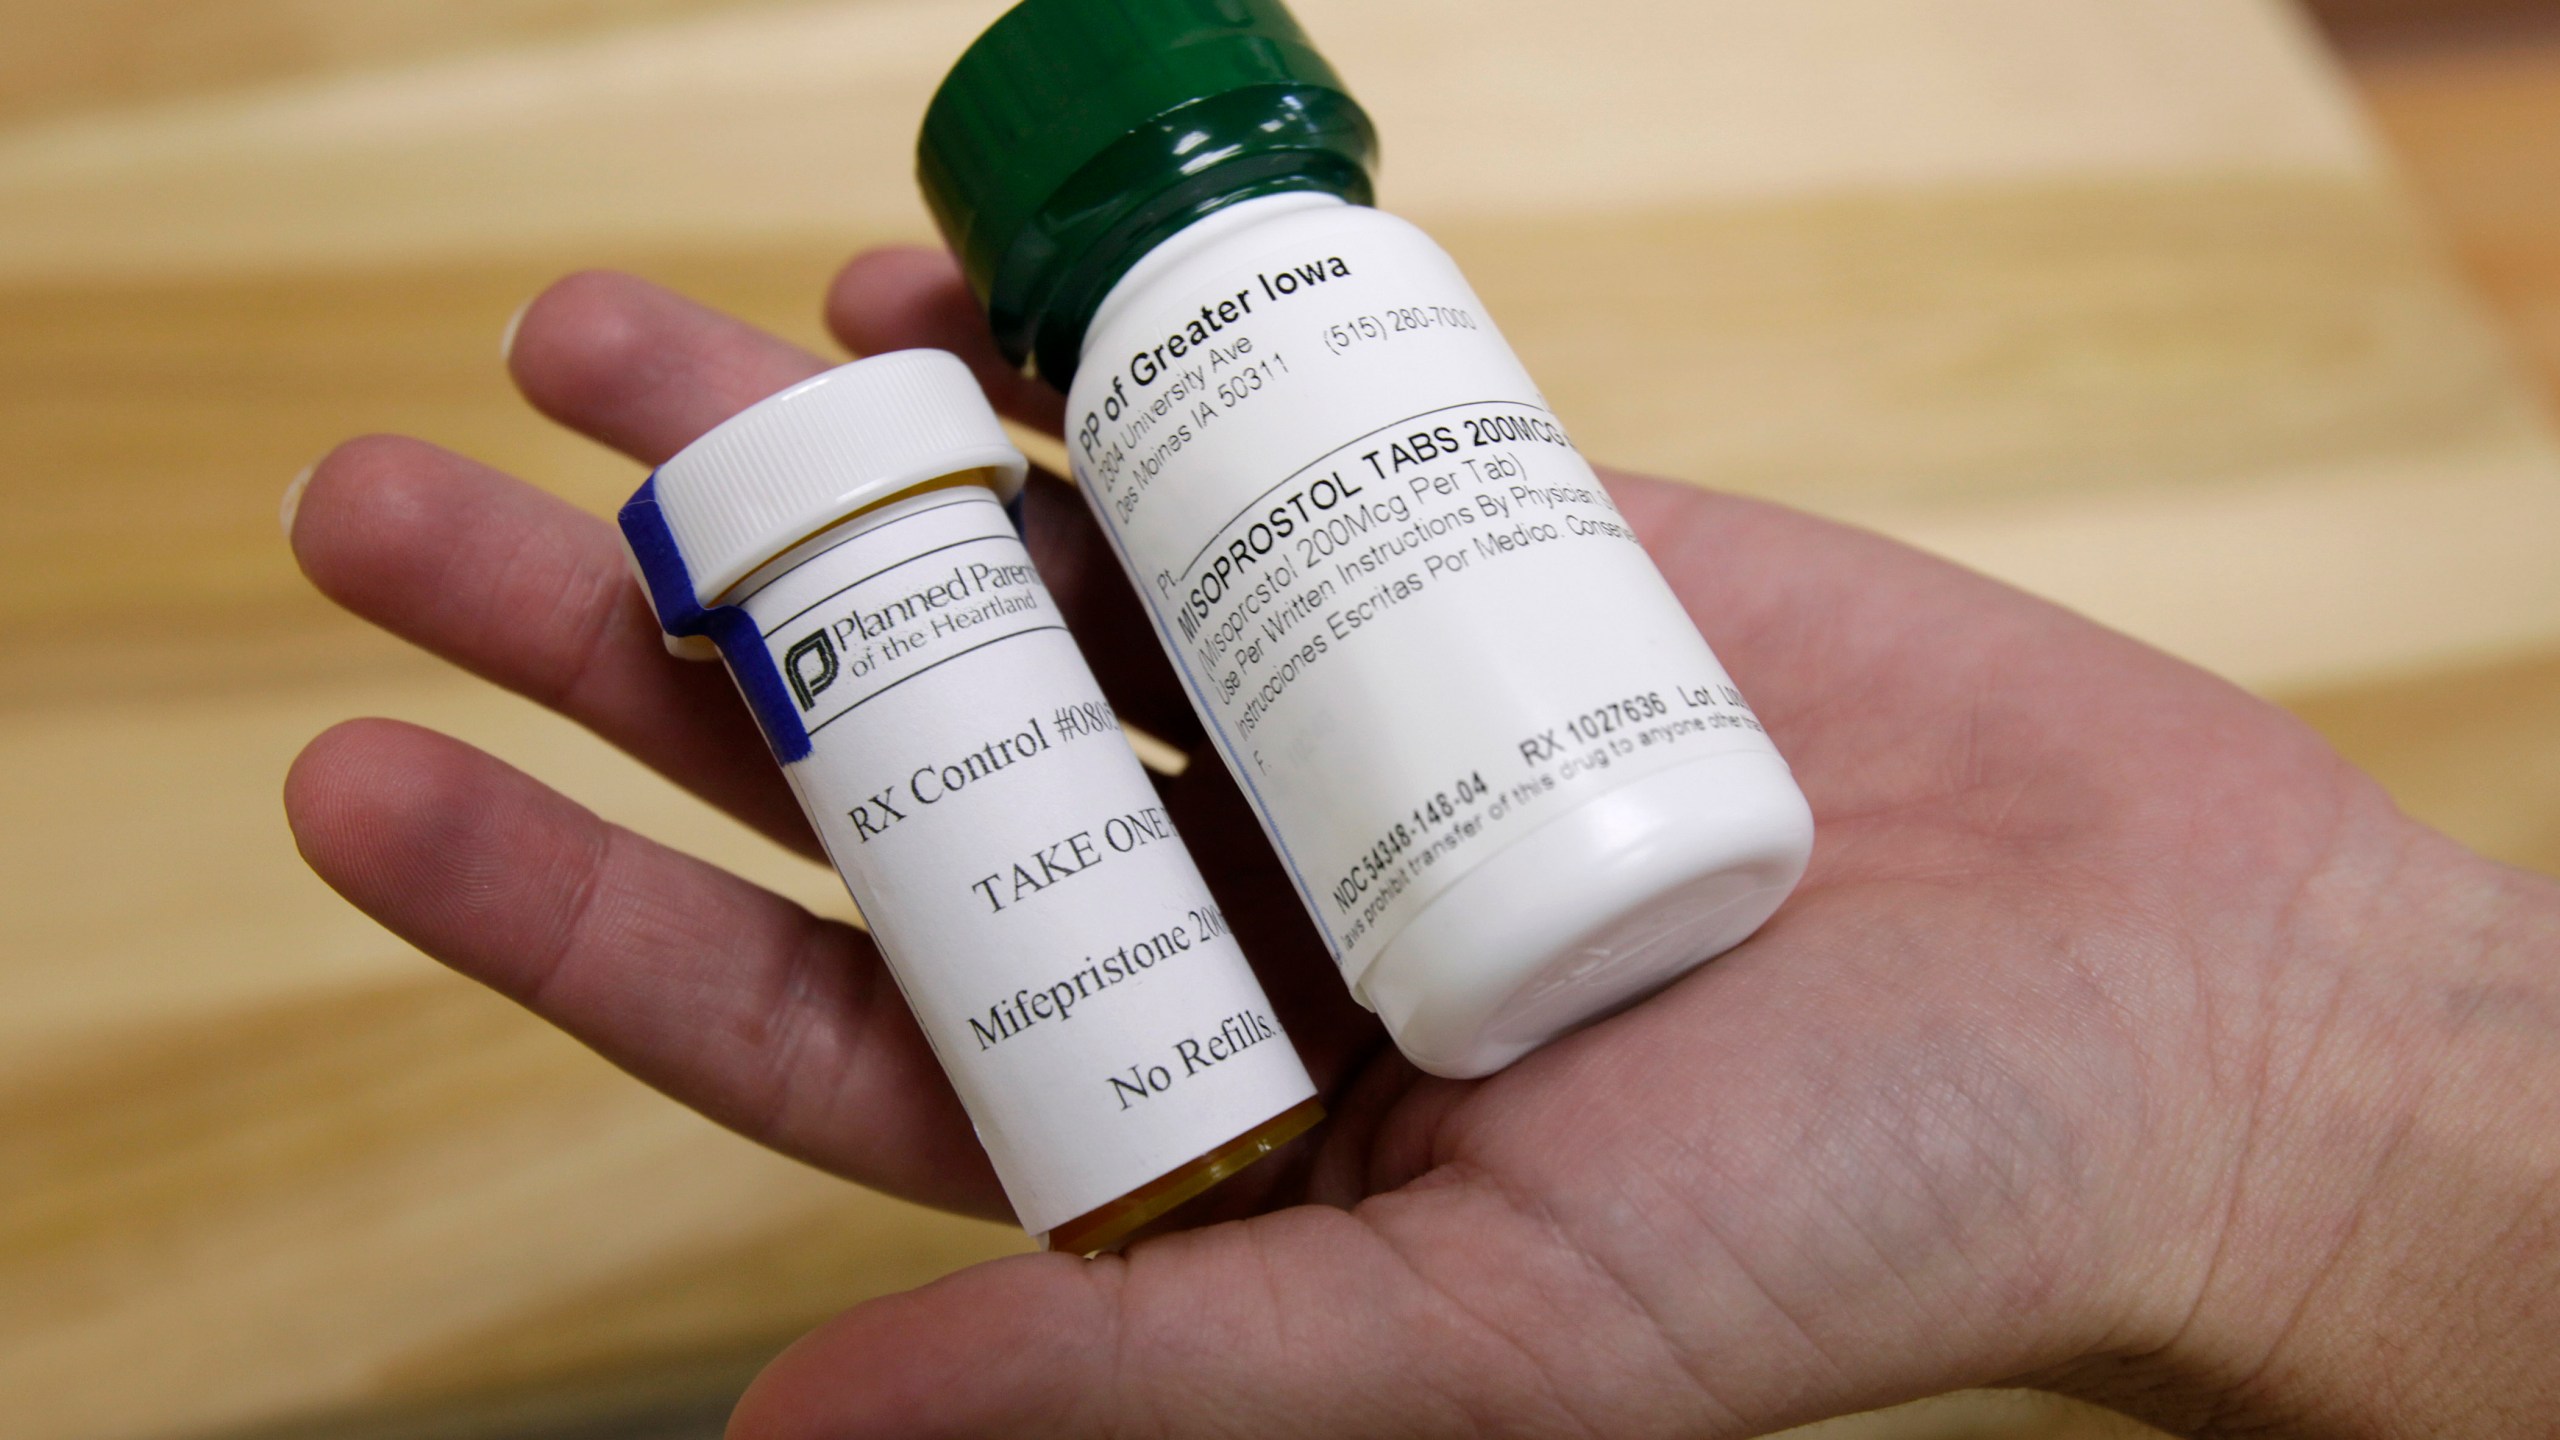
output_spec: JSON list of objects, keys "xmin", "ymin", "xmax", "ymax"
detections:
[
  {"xmin": 2275, "ymin": 14, "xmax": 2560, "ymax": 892},
  {"xmin": 2310, "ymin": 0, "xmax": 2560, "ymax": 46},
  {"xmin": 2348, "ymin": 21, "xmax": 2560, "ymax": 408},
  {"xmin": 0, "ymin": 0, "xmax": 777, "ymax": 128},
  {"xmin": 0, "ymin": 629, "xmax": 1028, "ymax": 1440},
  {"xmin": 0, "ymin": 972, "xmax": 1018, "ymax": 1440},
  {"xmin": 17, "ymin": 173, "xmax": 2555, "ymax": 723},
  {"xmin": 1448, "ymin": 178, "xmax": 2560, "ymax": 694},
  {"xmin": 2286, "ymin": 647, "xmax": 2560, "ymax": 879},
  {"xmin": 6, "ymin": 4, "xmax": 2552, "ymax": 698},
  {"xmin": 0, "ymin": 251, "xmax": 845, "ymax": 713},
  {"xmin": 0, "ymin": 0, "xmax": 2369, "ymax": 285}
]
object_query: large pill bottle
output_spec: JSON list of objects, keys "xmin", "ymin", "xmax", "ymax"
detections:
[{"xmin": 920, "ymin": 1, "xmax": 1816, "ymax": 1076}]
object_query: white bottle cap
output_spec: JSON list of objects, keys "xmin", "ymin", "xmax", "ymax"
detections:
[{"xmin": 645, "ymin": 349, "xmax": 1029, "ymax": 606}]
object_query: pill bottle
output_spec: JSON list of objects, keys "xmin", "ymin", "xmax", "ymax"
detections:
[
  {"xmin": 919, "ymin": 0, "xmax": 1816, "ymax": 1077},
  {"xmin": 618, "ymin": 350, "xmax": 1320, "ymax": 1252}
]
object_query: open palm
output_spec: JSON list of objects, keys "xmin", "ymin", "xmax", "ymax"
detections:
[{"xmin": 286, "ymin": 253, "xmax": 2528, "ymax": 1438}]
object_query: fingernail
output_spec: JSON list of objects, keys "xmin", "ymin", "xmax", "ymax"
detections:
[
  {"xmin": 500, "ymin": 295, "xmax": 534, "ymax": 367},
  {"xmin": 281, "ymin": 462, "xmax": 316, "ymax": 540}
]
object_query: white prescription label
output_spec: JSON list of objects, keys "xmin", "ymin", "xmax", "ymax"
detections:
[
  {"xmin": 1068, "ymin": 207, "xmax": 1784, "ymax": 983},
  {"xmin": 734, "ymin": 488, "xmax": 1315, "ymax": 1237}
]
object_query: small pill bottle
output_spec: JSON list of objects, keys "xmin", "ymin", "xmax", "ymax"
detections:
[
  {"xmin": 919, "ymin": 0, "xmax": 1817, "ymax": 1077},
  {"xmin": 618, "ymin": 350, "xmax": 1320, "ymax": 1253}
]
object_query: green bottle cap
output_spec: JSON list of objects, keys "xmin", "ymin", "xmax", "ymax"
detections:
[{"xmin": 918, "ymin": 0, "xmax": 1377, "ymax": 385}]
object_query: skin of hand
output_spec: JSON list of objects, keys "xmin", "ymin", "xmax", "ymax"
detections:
[{"xmin": 280, "ymin": 254, "xmax": 2560, "ymax": 1439}]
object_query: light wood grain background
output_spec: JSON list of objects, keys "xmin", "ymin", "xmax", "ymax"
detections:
[{"xmin": 3, "ymin": 2, "xmax": 2555, "ymax": 1437}]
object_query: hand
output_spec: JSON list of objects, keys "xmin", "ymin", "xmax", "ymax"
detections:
[{"xmin": 284, "ymin": 255, "xmax": 2560, "ymax": 1438}]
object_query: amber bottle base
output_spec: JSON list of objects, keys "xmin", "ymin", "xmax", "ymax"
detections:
[{"xmin": 1043, "ymin": 1096, "xmax": 1325, "ymax": 1256}]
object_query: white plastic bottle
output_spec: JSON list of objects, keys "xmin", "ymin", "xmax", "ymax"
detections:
[
  {"xmin": 921, "ymin": 0, "xmax": 1816, "ymax": 1077},
  {"xmin": 620, "ymin": 351, "xmax": 1319, "ymax": 1251}
]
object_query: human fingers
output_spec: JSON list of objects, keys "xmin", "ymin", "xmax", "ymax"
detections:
[
  {"xmin": 289, "ymin": 434, "xmax": 817, "ymax": 855},
  {"xmin": 284, "ymin": 717, "xmax": 1005, "ymax": 1217},
  {"xmin": 728, "ymin": 1191, "xmax": 1730, "ymax": 1440},
  {"xmin": 723, "ymin": 886, "xmax": 2188, "ymax": 1440},
  {"xmin": 824, "ymin": 246, "xmax": 1065, "ymax": 435},
  {"xmin": 825, "ymin": 247, "xmax": 1203, "ymax": 748},
  {"xmin": 508, "ymin": 268, "xmax": 832, "ymax": 464},
  {"xmin": 726, "ymin": 1151, "xmax": 2055, "ymax": 1440},
  {"xmin": 513, "ymin": 264, "xmax": 1204, "ymax": 748}
]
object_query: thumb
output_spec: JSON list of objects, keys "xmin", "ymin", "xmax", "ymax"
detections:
[{"xmin": 725, "ymin": 1189, "xmax": 1733, "ymax": 1439}]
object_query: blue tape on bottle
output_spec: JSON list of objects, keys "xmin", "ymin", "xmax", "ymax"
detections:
[{"xmin": 618, "ymin": 476, "xmax": 815, "ymax": 765}]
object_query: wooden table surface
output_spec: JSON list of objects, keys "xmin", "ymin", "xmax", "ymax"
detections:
[{"xmin": 4, "ymin": 3, "xmax": 2555, "ymax": 1437}]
